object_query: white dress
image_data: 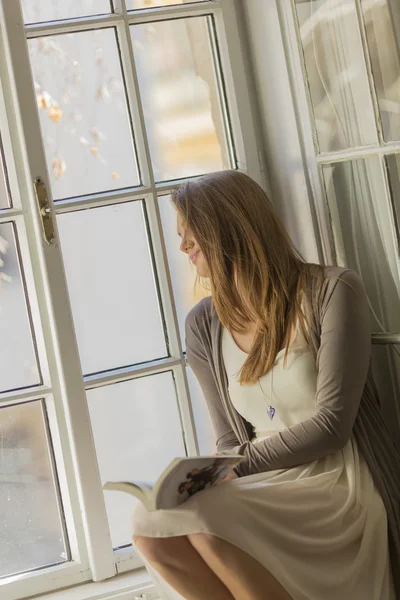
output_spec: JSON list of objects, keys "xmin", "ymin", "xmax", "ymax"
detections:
[{"xmin": 131, "ymin": 319, "xmax": 395, "ymax": 599}]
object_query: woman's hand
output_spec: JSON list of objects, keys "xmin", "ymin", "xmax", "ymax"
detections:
[{"xmin": 216, "ymin": 470, "xmax": 239, "ymax": 484}]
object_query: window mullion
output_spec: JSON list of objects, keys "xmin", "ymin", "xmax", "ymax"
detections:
[
  {"xmin": 0, "ymin": 384, "xmax": 52, "ymax": 407},
  {"xmin": 126, "ymin": 1, "xmax": 221, "ymax": 24},
  {"xmin": 54, "ymin": 187, "xmax": 153, "ymax": 214},
  {"xmin": 316, "ymin": 142, "xmax": 400, "ymax": 164},
  {"xmin": 113, "ymin": 1, "xmax": 155, "ymax": 189},
  {"xmin": 0, "ymin": 78, "xmax": 21, "ymax": 210},
  {"xmin": 145, "ymin": 193, "xmax": 200, "ymax": 456},
  {"xmin": 354, "ymin": 0, "xmax": 385, "ymax": 146},
  {"xmin": 25, "ymin": 13, "xmax": 123, "ymax": 38},
  {"xmin": 0, "ymin": 208, "xmax": 23, "ymax": 222},
  {"xmin": 0, "ymin": 0, "xmax": 115, "ymax": 583},
  {"xmin": 379, "ymin": 152, "xmax": 400, "ymax": 276},
  {"xmin": 216, "ymin": 0, "xmax": 265, "ymax": 186},
  {"xmin": 84, "ymin": 357, "xmax": 182, "ymax": 390},
  {"xmin": 276, "ymin": 0, "xmax": 334, "ymax": 264},
  {"xmin": 113, "ymin": 3, "xmax": 200, "ymax": 458}
]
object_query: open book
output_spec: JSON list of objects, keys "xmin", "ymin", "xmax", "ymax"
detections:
[{"xmin": 103, "ymin": 455, "xmax": 243, "ymax": 511}]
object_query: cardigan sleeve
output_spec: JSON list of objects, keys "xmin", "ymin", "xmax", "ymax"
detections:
[
  {"xmin": 185, "ymin": 302, "xmax": 241, "ymax": 454},
  {"xmin": 233, "ymin": 268, "xmax": 372, "ymax": 477}
]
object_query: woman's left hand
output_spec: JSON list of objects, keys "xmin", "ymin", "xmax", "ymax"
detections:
[{"xmin": 216, "ymin": 470, "xmax": 239, "ymax": 484}]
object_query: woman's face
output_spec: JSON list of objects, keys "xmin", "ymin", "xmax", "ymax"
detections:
[{"xmin": 177, "ymin": 212, "xmax": 210, "ymax": 278}]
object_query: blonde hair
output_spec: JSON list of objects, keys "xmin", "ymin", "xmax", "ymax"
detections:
[{"xmin": 172, "ymin": 170, "xmax": 325, "ymax": 385}]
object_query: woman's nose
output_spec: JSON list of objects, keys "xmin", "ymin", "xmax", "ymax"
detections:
[{"xmin": 180, "ymin": 237, "xmax": 194, "ymax": 254}]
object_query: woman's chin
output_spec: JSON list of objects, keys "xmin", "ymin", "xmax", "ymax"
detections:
[{"xmin": 196, "ymin": 265, "xmax": 210, "ymax": 278}]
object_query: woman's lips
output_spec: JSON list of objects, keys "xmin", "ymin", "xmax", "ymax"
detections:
[{"xmin": 190, "ymin": 250, "xmax": 200, "ymax": 264}]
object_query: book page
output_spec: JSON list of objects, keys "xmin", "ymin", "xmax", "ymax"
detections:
[{"xmin": 154, "ymin": 456, "xmax": 242, "ymax": 510}]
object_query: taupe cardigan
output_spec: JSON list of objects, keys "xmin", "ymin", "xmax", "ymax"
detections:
[{"xmin": 185, "ymin": 264, "xmax": 400, "ymax": 593}]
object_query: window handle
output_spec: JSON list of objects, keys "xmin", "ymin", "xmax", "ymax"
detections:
[{"xmin": 34, "ymin": 176, "xmax": 55, "ymax": 245}]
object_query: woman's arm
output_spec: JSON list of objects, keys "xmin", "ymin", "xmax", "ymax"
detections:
[
  {"xmin": 232, "ymin": 269, "xmax": 372, "ymax": 477},
  {"xmin": 185, "ymin": 301, "xmax": 241, "ymax": 454}
]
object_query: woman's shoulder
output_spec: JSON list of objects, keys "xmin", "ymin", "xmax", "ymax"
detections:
[
  {"xmin": 306, "ymin": 261, "xmax": 351, "ymax": 278},
  {"xmin": 185, "ymin": 296, "xmax": 214, "ymax": 333},
  {"xmin": 306, "ymin": 262, "xmax": 364, "ymax": 291},
  {"xmin": 305, "ymin": 263, "xmax": 367, "ymax": 313}
]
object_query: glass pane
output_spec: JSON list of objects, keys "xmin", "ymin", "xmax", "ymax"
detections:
[
  {"xmin": 131, "ymin": 17, "xmax": 232, "ymax": 182},
  {"xmin": 22, "ymin": 0, "xmax": 111, "ymax": 24},
  {"xmin": 0, "ymin": 143, "xmax": 11, "ymax": 210},
  {"xmin": 371, "ymin": 344, "xmax": 400, "ymax": 448},
  {"xmin": 0, "ymin": 224, "xmax": 40, "ymax": 393},
  {"xmin": 57, "ymin": 201, "xmax": 167, "ymax": 376},
  {"xmin": 28, "ymin": 29, "xmax": 139, "ymax": 200},
  {"xmin": 128, "ymin": 0, "xmax": 206, "ymax": 8},
  {"xmin": 322, "ymin": 157, "xmax": 400, "ymax": 334},
  {"xmin": 361, "ymin": 0, "xmax": 400, "ymax": 141},
  {"xmin": 0, "ymin": 401, "xmax": 68, "ymax": 578},
  {"xmin": 158, "ymin": 195, "xmax": 210, "ymax": 348},
  {"xmin": 187, "ymin": 367, "xmax": 215, "ymax": 455},
  {"xmin": 294, "ymin": 0, "xmax": 376, "ymax": 152},
  {"xmin": 387, "ymin": 154, "xmax": 400, "ymax": 249},
  {"xmin": 88, "ymin": 371, "xmax": 186, "ymax": 548}
]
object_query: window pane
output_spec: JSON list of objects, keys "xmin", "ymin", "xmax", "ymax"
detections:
[
  {"xmin": 294, "ymin": 0, "xmax": 376, "ymax": 152},
  {"xmin": 186, "ymin": 367, "xmax": 215, "ymax": 455},
  {"xmin": 158, "ymin": 195, "xmax": 210, "ymax": 348},
  {"xmin": 28, "ymin": 29, "xmax": 139, "ymax": 200},
  {"xmin": 131, "ymin": 17, "xmax": 232, "ymax": 182},
  {"xmin": 0, "ymin": 142, "xmax": 11, "ymax": 210},
  {"xmin": 361, "ymin": 0, "xmax": 400, "ymax": 141},
  {"xmin": 88, "ymin": 372, "xmax": 186, "ymax": 548},
  {"xmin": 0, "ymin": 224, "xmax": 40, "ymax": 393},
  {"xmin": 57, "ymin": 201, "xmax": 167, "ymax": 376},
  {"xmin": 322, "ymin": 157, "xmax": 400, "ymax": 334},
  {"xmin": 0, "ymin": 401, "xmax": 68, "ymax": 578},
  {"xmin": 127, "ymin": 0, "xmax": 206, "ymax": 8},
  {"xmin": 371, "ymin": 344, "xmax": 400, "ymax": 448},
  {"xmin": 387, "ymin": 154, "xmax": 400, "ymax": 246},
  {"xmin": 22, "ymin": 0, "xmax": 111, "ymax": 24}
]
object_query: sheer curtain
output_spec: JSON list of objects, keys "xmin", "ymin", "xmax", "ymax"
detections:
[{"xmin": 295, "ymin": 0, "xmax": 400, "ymax": 439}]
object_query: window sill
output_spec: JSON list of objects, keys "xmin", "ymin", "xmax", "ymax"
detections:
[{"xmin": 35, "ymin": 568, "xmax": 158, "ymax": 600}]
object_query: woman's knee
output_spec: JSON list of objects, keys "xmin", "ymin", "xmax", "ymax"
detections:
[{"xmin": 187, "ymin": 532, "xmax": 221, "ymax": 553}]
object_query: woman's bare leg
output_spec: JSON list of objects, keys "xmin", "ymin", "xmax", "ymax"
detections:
[
  {"xmin": 188, "ymin": 533, "xmax": 292, "ymax": 600},
  {"xmin": 133, "ymin": 535, "xmax": 234, "ymax": 600}
]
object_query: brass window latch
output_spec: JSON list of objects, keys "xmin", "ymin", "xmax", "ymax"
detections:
[{"xmin": 34, "ymin": 176, "xmax": 56, "ymax": 245}]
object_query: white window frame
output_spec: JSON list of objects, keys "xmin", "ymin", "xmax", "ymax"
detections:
[
  {"xmin": 276, "ymin": 0, "xmax": 400, "ymax": 343},
  {"xmin": 0, "ymin": 1, "xmax": 265, "ymax": 599}
]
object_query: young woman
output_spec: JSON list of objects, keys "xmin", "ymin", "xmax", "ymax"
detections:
[{"xmin": 132, "ymin": 170, "xmax": 400, "ymax": 600}]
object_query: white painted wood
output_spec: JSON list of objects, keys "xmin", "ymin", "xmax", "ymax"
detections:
[
  {"xmin": 55, "ymin": 188, "xmax": 153, "ymax": 213},
  {"xmin": 3, "ymin": 564, "xmax": 93, "ymax": 600},
  {"xmin": 217, "ymin": 0, "xmax": 266, "ymax": 187},
  {"xmin": 0, "ymin": 208, "xmax": 23, "ymax": 222},
  {"xmin": 14, "ymin": 568, "xmax": 157, "ymax": 600},
  {"xmin": 25, "ymin": 1, "xmax": 221, "ymax": 37},
  {"xmin": 0, "ymin": 0, "xmax": 115, "ymax": 590},
  {"xmin": 84, "ymin": 357, "xmax": 182, "ymax": 389},
  {"xmin": 0, "ymin": 384, "xmax": 52, "ymax": 406},
  {"xmin": 25, "ymin": 14, "xmax": 122, "ymax": 37},
  {"xmin": 316, "ymin": 142, "xmax": 400, "ymax": 164},
  {"xmin": 125, "ymin": 0, "xmax": 221, "ymax": 23},
  {"xmin": 354, "ymin": 0, "xmax": 385, "ymax": 145}
]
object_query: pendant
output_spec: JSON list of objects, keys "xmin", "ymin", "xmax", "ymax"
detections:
[{"xmin": 267, "ymin": 406, "xmax": 276, "ymax": 420}]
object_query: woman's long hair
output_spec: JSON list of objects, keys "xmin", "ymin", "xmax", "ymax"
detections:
[{"xmin": 171, "ymin": 170, "xmax": 325, "ymax": 385}]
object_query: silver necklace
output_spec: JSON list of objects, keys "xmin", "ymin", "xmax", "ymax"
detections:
[
  {"xmin": 255, "ymin": 309, "xmax": 302, "ymax": 422},
  {"xmin": 257, "ymin": 367, "xmax": 276, "ymax": 420}
]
